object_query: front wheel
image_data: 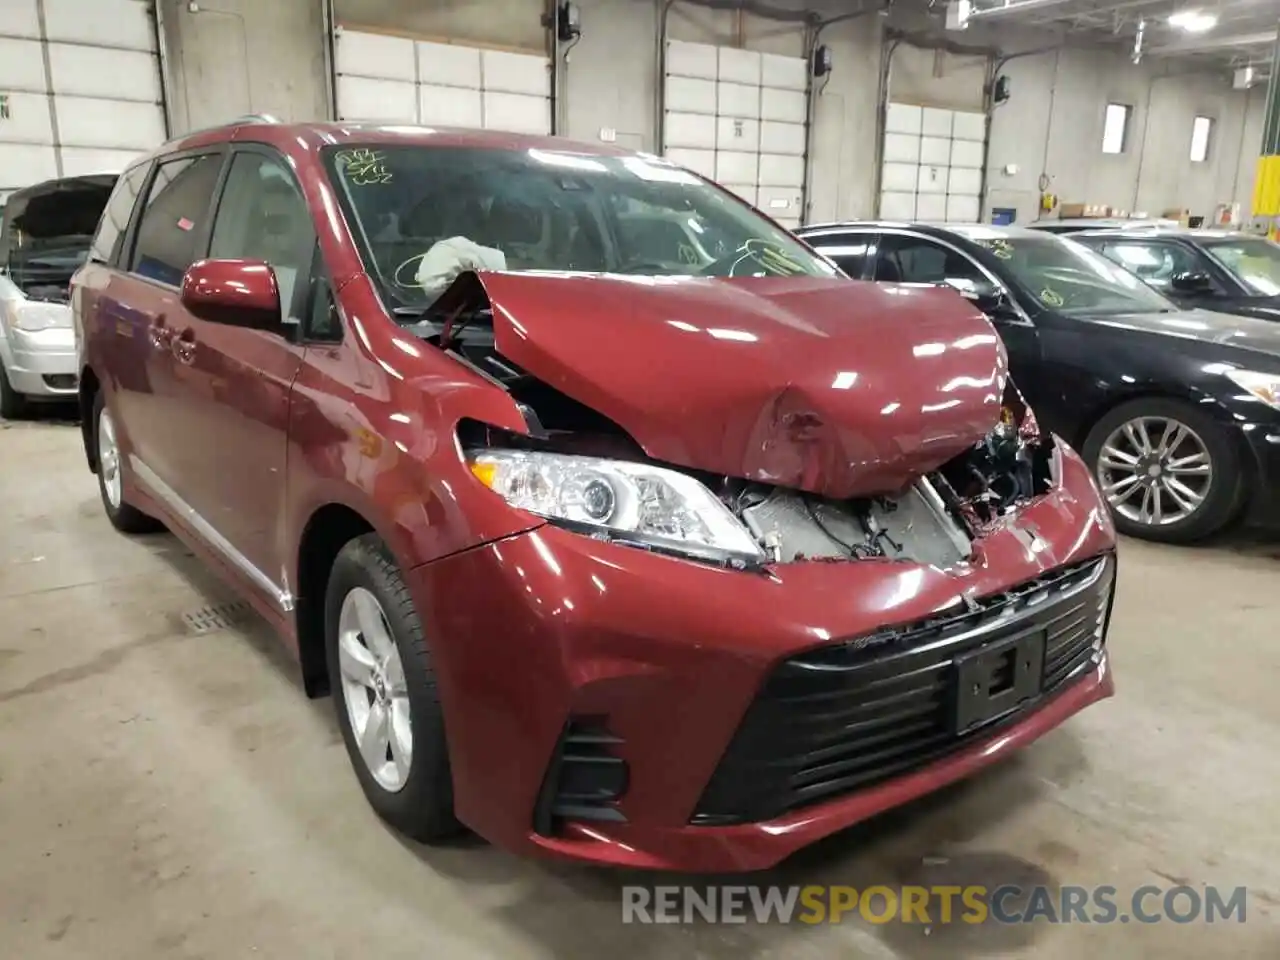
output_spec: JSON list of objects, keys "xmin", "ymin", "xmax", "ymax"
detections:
[
  {"xmin": 1082, "ymin": 398, "xmax": 1245, "ymax": 543},
  {"xmin": 325, "ymin": 534, "xmax": 460, "ymax": 842},
  {"xmin": 0, "ymin": 362, "xmax": 28, "ymax": 420}
]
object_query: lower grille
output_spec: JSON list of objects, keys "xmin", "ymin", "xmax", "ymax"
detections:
[
  {"xmin": 692, "ymin": 554, "xmax": 1115, "ymax": 825},
  {"xmin": 42, "ymin": 374, "xmax": 77, "ymax": 391},
  {"xmin": 533, "ymin": 719, "xmax": 628, "ymax": 835}
]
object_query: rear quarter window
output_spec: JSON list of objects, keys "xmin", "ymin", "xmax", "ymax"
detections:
[{"xmin": 89, "ymin": 162, "xmax": 152, "ymax": 266}]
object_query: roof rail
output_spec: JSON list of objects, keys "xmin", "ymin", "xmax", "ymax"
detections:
[{"xmin": 231, "ymin": 113, "xmax": 282, "ymax": 124}]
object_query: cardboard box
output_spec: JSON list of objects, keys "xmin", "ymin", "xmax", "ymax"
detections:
[
  {"xmin": 1162, "ymin": 207, "xmax": 1192, "ymax": 227},
  {"xmin": 1059, "ymin": 203, "xmax": 1111, "ymax": 219}
]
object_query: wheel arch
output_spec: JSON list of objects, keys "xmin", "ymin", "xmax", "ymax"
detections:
[{"xmin": 294, "ymin": 502, "xmax": 376, "ymax": 698}]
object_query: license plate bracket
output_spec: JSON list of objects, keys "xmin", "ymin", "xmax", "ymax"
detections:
[{"xmin": 954, "ymin": 629, "xmax": 1046, "ymax": 734}]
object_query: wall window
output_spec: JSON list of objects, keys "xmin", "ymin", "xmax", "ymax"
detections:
[
  {"xmin": 1102, "ymin": 103, "xmax": 1132, "ymax": 155},
  {"xmin": 1190, "ymin": 116, "xmax": 1214, "ymax": 163}
]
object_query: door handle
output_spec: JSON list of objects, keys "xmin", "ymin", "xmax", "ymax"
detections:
[
  {"xmin": 148, "ymin": 315, "xmax": 171, "ymax": 349},
  {"xmin": 172, "ymin": 328, "xmax": 197, "ymax": 366}
]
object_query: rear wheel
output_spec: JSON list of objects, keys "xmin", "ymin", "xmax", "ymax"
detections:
[
  {"xmin": 93, "ymin": 392, "xmax": 162, "ymax": 534},
  {"xmin": 1082, "ymin": 398, "xmax": 1244, "ymax": 543},
  {"xmin": 0, "ymin": 362, "xmax": 28, "ymax": 420},
  {"xmin": 325, "ymin": 533, "xmax": 460, "ymax": 842}
]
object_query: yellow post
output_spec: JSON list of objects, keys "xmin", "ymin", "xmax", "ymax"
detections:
[{"xmin": 1252, "ymin": 29, "xmax": 1280, "ymax": 239}]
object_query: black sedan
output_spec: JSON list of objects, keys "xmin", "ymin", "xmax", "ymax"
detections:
[
  {"xmin": 1070, "ymin": 228, "xmax": 1280, "ymax": 323},
  {"xmin": 797, "ymin": 221, "xmax": 1280, "ymax": 542}
]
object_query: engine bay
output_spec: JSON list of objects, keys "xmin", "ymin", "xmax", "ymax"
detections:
[{"xmin": 421, "ymin": 286, "xmax": 1058, "ymax": 570}]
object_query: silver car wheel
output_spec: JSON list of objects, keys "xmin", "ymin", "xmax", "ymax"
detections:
[
  {"xmin": 98, "ymin": 406, "xmax": 123, "ymax": 509},
  {"xmin": 1097, "ymin": 415, "xmax": 1213, "ymax": 527},
  {"xmin": 337, "ymin": 586, "xmax": 413, "ymax": 793}
]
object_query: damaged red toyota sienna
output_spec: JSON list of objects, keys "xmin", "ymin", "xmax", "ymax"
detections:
[{"xmin": 72, "ymin": 120, "xmax": 1116, "ymax": 872}]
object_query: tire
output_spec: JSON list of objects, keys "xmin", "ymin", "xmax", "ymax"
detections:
[
  {"xmin": 325, "ymin": 533, "xmax": 460, "ymax": 842},
  {"xmin": 1082, "ymin": 397, "xmax": 1245, "ymax": 543},
  {"xmin": 0, "ymin": 362, "xmax": 28, "ymax": 420},
  {"xmin": 92, "ymin": 391, "xmax": 163, "ymax": 534}
]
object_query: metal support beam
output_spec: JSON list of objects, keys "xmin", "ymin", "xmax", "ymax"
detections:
[
  {"xmin": 1146, "ymin": 30, "xmax": 1277, "ymax": 56},
  {"xmin": 968, "ymin": 0, "xmax": 1083, "ymax": 21}
]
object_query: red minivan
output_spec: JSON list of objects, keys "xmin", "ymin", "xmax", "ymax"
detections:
[{"xmin": 72, "ymin": 118, "xmax": 1117, "ymax": 872}]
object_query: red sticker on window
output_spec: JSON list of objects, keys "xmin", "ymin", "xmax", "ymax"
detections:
[{"xmin": 177, "ymin": 217, "xmax": 194, "ymax": 232}]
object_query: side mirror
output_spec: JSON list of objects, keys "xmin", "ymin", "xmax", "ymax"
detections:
[
  {"xmin": 1170, "ymin": 271, "xmax": 1213, "ymax": 295},
  {"xmin": 954, "ymin": 283, "xmax": 1018, "ymax": 320},
  {"xmin": 181, "ymin": 258, "xmax": 282, "ymax": 330}
]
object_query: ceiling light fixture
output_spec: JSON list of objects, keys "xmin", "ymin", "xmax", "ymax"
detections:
[{"xmin": 1168, "ymin": 9, "xmax": 1218, "ymax": 33}]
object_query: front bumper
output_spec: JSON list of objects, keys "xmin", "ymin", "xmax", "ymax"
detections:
[
  {"xmin": 0, "ymin": 325, "xmax": 78, "ymax": 397},
  {"xmin": 411, "ymin": 443, "xmax": 1117, "ymax": 872}
]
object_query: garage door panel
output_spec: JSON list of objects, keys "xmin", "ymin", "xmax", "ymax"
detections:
[
  {"xmin": 416, "ymin": 40, "xmax": 481, "ymax": 88},
  {"xmin": 761, "ymin": 52, "xmax": 806, "ymax": 91},
  {"xmin": 665, "ymin": 148, "xmax": 715, "ymax": 179},
  {"xmin": 666, "ymin": 76, "xmax": 716, "ymax": 114},
  {"xmin": 483, "ymin": 91, "xmax": 548, "ymax": 135},
  {"xmin": 758, "ymin": 153, "xmax": 804, "ymax": 187},
  {"xmin": 60, "ymin": 146, "xmax": 143, "ymax": 177},
  {"xmin": 948, "ymin": 167, "xmax": 982, "ymax": 194},
  {"xmin": 718, "ymin": 47, "xmax": 761, "ymax": 85},
  {"xmin": 916, "ymin": 193, "xmax": 947, "ymax": 221},
  {"xmin": 946, "ymin": 195, "xmax": 980, "ymax": 222},
  {"xmin": 723, "ymin": 183, "xmax": 757, "ymax": 205},
  {"xmin": 920, "ymin": 136, "xmax": 950, "ymax": 165},
  {"xmin": 337, "ymin": 30, "xmax": 416, "ymax": 82},
  {"xmin": 715, "ymin": 151, "xmax": 757, "ymax": 184},
  {"xmin": 881, "ymin": 162, "xmax": 917, "ymax": 193},
  {"xmin": 885, "ymin": 103, "xmax": 922, "ymax": 135},
  {"xmin": 883, "ymin": 133, "xmax": 920, "ymax": 163},
  {"xmin": 716, "ymin": 117, "xmax": 758, "ymax": 151},
  {"xmin": 917, "ymin": 165, "xmax": 947, "ymax": 194},
  {"xmin": 758, "ymin": 187, "xmax": 799, "ymax": 219},
  {"xmin": 49, "ymin": 44, "xmax": 159, "ymax": 101},
  {"xmin": 43, "ymin": 0, "xmax": 153, "ymax": 50},
  {"xmin": 55, "ymin": 97, "xmax": 163, "ymax": 150},
  {"xmin": 950, "ymin": 140, "xmax": 984, "ymax": 168},
  {"xmin": 0, "ymin": 38, "xmax": 47, "ymax": 91},
  {"xmin": 337, "ymin": 76, "xmax": 417, "ymax": 122},
  {"xmin": 760, "ymin": 121, "xmax": 804, "ymax": 155},
  {"xmin": 666, "ymin": 40, "xmax": 718, "ymax": 79},
  {"xmin": 482, "ymin": 50, "xmax": 547, "ymax": 97},
  {"xmin": 952, "ymin": 111, "xmax": 986, "ymax": 142},
  {"xmin": 419, "ymin": 84, "xmax": 482, "ymax": 127},
  {"xmin": 880, "ymin": 191, "xmax": 916, "ymax": 220},
  {"xmin": 0, "ymin": 0, "xmax": 40, "ymax": 38},
  {"xmin": 716, "ymin": 81, "xmax": 758, "ymax": 119},
  {"xmin": 761, "ymin": 87, "xmax": 805, "ymax": 123},
  {"xmin": 1, "ymin": 144, "xmax": 57, "ymax": 188},
  {"xmin": 665, "ymin": 111, "xmax": 717, "ymax": 149},
  {"xmin": 921, "ymin": 107, "xmax": 952, "ymax": 137},
  {"xmin": 0, "ymin": 91, "xmax": 54, "ymax": 144}
]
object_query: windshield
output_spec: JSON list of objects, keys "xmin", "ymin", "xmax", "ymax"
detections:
[
  {"xmin": 951, "ymin": 228, "xmax": 1175, "ymax": 315},
  {"xmin": 322, "ymin": 144, "xmax": 834, "ymax": 309},
  {"xmin": 1201, "ymin": 237, "xmax": 1280, "ymax": 296}
]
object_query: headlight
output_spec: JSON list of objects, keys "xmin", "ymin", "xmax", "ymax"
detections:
[
  {"xmin": 12, "ymin": 306, "xmax": 64, "ymax": 333},
  {"xmin": 1224, "ymin": 369, "xmax": 1280, "ymax": 409},
  {"xmin": 467, "ymin": 449, "xmax": 765, "ymax": 566}
]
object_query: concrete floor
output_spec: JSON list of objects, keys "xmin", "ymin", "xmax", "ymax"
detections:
[{"xmin": 2, "ymin": 415, "xmax": 1278, "ymax": 960}]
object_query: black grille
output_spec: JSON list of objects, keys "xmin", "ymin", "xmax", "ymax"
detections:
[
  {"xmin": 692, "ymin": 555, "xmax": 1115, "ymax": 825},
  {"xmin": 533, "ymin": 719, "xmax": 628, "ymax": 835}
]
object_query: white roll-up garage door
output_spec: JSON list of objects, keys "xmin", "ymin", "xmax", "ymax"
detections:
[
  {"xmin": 0, "ymin": 0, "xmax": 166, "ymax": 203},
  {"xmin": 880, "ymin": 103, "xmax": 987, "ymax": 223},
  {"xmin": 662, "ymin": 40, "xmax": 808, "ymax": 228},
  {"xmin": 333, "ymin": 27, "xmax": 551, "ymax": 136}
]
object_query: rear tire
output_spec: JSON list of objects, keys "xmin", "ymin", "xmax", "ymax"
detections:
[
  {"xmin": 92, "ymin": 391, "xmax": 163, "ymax": 534},
  {"xmin": 325, "ymin": 533, "xmax": 461, "ymax": 842},
  {"xmin": 0, "ymin": 362, "xmax": 28, "ymax": 420},
  {"xmin": 1082, "ymin": 397, "xmax": 1244, "ymax": 543}
]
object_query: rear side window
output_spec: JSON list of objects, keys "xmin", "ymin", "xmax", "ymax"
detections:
[
  {"xmin": 131, "ymin": 153, "xmax": 224, "ymax": 286},
  {"xmin": 89, "ymin": 163, "xmax": 151, "ymax": 265}
]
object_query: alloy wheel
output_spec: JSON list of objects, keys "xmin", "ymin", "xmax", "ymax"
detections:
[
  {"xmin": 337, "ymin": 586, "xmax": 413, "ymax": 792},
  {"xmin": 98, "ymin": 407, "xmax": 123, "ymax": 509},
  {"xmin": 1097, "ymin": 415, "xmax": 1213, "ymax": 527}
]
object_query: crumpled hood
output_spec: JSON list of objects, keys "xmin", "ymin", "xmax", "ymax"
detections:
[{"xmin": 474, "ymin": 272, "xmax": 1007, "ymax": 499}]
